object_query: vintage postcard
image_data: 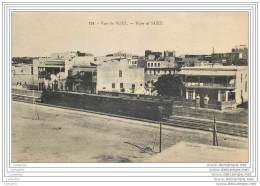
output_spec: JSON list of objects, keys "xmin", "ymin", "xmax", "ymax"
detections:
[{"xmin": 1, "ymin": 1, "xmax": 258, "ymax": 185}]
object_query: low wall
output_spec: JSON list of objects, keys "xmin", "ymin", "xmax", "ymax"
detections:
[
  {"xmin": 42, "ymin": 91, "xmax": 173, "ymax": 121},
  {"xmin": 12, "ymin": 88, "xmax": 42, "ymax": 98}
]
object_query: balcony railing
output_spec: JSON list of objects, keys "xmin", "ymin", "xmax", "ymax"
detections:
[{"xmin": 184, "ymin": 82, "xmax": 235, "ymax": 88}]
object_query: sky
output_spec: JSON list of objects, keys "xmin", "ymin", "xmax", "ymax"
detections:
[{"xmin": 12, "ymin": 11, "xmax": 248, "ymax": 57}]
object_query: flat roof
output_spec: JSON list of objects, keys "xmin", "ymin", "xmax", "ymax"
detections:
[{"xmin": 181, "ymin": 65, "xmax": 248, "ymax": 71}]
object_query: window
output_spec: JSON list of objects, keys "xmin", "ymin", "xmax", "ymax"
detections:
[
  {"xmin": 148, "ymin": 63, "xmax": 150, "ymax": 67},
  {"xmin": 80, "ymin": 72, "xmax": 84, "ymax": 76},
  {"xmin": 158, "ymin": 63, "xmax": 160, "ymax": 67},
  {"xmin": 119, "ymin": 70, "xmax": 122, "ymax": 77},
  {"xmin": 112, "ymin": 83, "xmax": 115, "ymax": 89},
  {"xmin": 241, "ymin": 73, "xmax": 243, "ymax": 83},
  {"xmin": 154, "ymin": 63, "xmax": 157, "ymax": 67},
  {"xmin": 245, "ymin": 81, "xmax": 247, "ymax": 92},
  {"xmin": 187, "ymin": 90, "xmax": 193, "ymax": 100},
  {"xmin": 120, "ymin": 83, "xmax": 124, "ymax": 89},
  {"xmin": 31, "ymin": 67, "xmax": 33, "ymax": 75},
  {"xmin": 151, "ymin": 63, "xmax": 153, "ymax": 67}
]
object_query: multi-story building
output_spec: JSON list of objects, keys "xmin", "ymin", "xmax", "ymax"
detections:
[
  {"xmin": 33, "ymin": 51, "xmax": 95, "ymax": 91},
  {"xmin": 144, "ymin": 50, "xmax": 177, "ymax": 83},
  {"xmin": 145, "ymin": 60, "xmax": 176, "ymax": 82},
  {"xmin": 97, "ymin": 59, "xmax": 148, "ymax": 94},
  {"xmin": 177, "ymin": 64, "xmax": 248, "ymax": 109},
  {"xmin": 33, "ymin": 57, "xmax": 66, "ymax": 90},
  {"xmin": 67, "ymin": 64, "xmax": 97, "ymax": 93},
  {"xmin": 231, "ymin": 45, "xmax": 248, "ymax": 65}
]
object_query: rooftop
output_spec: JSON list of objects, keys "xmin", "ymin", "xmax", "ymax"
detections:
[{"xmin": 181, "ymin": 64, "xmax": 248, "ymax": 71}]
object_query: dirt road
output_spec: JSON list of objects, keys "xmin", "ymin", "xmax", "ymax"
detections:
[{"xmin": 11, "ymin": 101, "xmax": 248, "ymax": 163}]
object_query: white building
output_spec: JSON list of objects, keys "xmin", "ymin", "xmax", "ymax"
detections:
[
  {"xmin": 177, "ymin": 64, "xmax": 248, "ymax": 109},
  {"xmin": 97, "ymin": 59, "xmax": 148, "ymax": 94}
]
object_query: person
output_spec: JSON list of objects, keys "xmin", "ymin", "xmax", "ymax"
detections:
[
  {"xmin": 204, "ymin": 94, "xmax": 210, "ymax": 108},
  {"xmin": 195, "ymin": 94, "xmax": 200, "ymax": 108}
]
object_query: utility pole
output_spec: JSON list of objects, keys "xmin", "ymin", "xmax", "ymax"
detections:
[
  {"xmin": 213, "ymin": 115, "xmax": 218, "ymax": 146},
  {"xmin": 32, "ymin": 73, "xmax": 39, "ymax": 120},
  {"xmin": 159, "ymin": 122, "xmax": 162, "ymax": 153},
  {"xmin": 158, "ymin": 106, "xmax": 164, "ymax": 153}
]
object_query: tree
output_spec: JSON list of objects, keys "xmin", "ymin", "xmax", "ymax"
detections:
[{"xmin": 153, "ymin": 74, "xmax": 183, "ymax": 97}]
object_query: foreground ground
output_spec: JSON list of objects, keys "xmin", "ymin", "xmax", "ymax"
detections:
[{"xmin": 12, "ymin": 101, "xmax": 248, "ymax": 163}]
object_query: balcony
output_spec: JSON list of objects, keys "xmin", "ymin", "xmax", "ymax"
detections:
[{"xmin": 184, "ymin": 82, "xmax": 235, "ymax": 89}]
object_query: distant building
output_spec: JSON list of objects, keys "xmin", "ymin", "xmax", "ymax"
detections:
[
  {"xmin": 211, "ymin": 52, "xmax": 239, "ymax": 65},
  {"xmin": 145, "ymin": 60, "xmax": 176, "ymax": 82},
  {"xmin": 145, "ymin": 50, "xmax": 176, "ymax": 61},
  {"xmin": 231, "ymin": 45, "xmax": 248, "ymax": 65},
  {"xmin": 145, "ymin": 50, "xmax": 163, "ymax": 61},
  {"xmin": 178, "ymin": 64, "xmax": 248, "ymax": 109},
  {"xmin": 178, "ymin": 54, "xmax": 211, "ymax": 67},
  {"xmin": 211, "ymin": 45, "xmax": 248, "ymax": 65},
  {"xmin": 164, "ymin": 50, "xmax": 175, "ymax": 58}
]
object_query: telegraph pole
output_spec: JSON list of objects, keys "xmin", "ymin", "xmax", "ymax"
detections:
[
  {"xmin": 32, "ymin": 72, "xmax": 39, "ymax": 120},
  {"xmin": 213, "ymin": 115, "xmax": 218, "ymax": 146},
  {"xmin": 159, "ymin": 122, "xmax": 162, "ymax": 153},
  {"xmin": 158, "ymin": 106, "xmax": 164, "ymax": 153}
]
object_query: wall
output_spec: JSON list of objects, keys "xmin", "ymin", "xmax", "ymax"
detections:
[
  {"xmin": 12, "ymin": 64, "xmax": 37, "ymax": 86},
  {"xmin": 235, "ymin": 68, "xmax": 248, "ymax": 104},
  {"xmin": 42, "ymin": 91, "xmax": 173, "ymax": 121}
]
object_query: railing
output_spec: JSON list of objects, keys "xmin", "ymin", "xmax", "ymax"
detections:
[{"xmin": 184, "ymin": 82, "xmax": 235, "ymax": 88}]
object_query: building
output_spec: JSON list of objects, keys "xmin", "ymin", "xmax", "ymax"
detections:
[
  {"xmin": 231, "ymin": 45, "xmax": 248, "ymax": 65},
  {"xmin": 33, "ymin": 57, "xmax": 66, "ymax": 90},
  {"xmin": 97, "ymin": 59, "xmax": 148, "ymax": 94},
  {"xmin": 178, "ymin": 64, "xmax": 248, "ymax": 109},
  {"xmin": 178, "ymin": 54, "xmax": 211, "ymax": 67},
  {"xmin": 145, "ymin": 60, "xmax": 177, "ymax": 82},
  {"xmin": 12, "ymin": 63, "xmax": 36, "ymax": 89},
  {"xmin": 33, "ymin": 51, "xmax": 96, "ymax": 91},
  {"xmin": 67, "ymin": 64, "xmax": 97, "ymax": 93},
  {"xmin": 145, "ymin": 50, "xmax": 163, "ymax": 61},
  {"xmin": 211, "ymin": 52, "xmax": 239, "ymax": 65},
  {"xmin": 145, "ymin": 50, "xmax": 176, "ymax": 61},
  {"xmin": 211, "ymin": 45, "xmax": 248, "ymax": 65}
]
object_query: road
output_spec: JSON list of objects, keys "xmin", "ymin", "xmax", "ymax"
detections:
[{"xmin": 11, "ymin": 101, "xmax": 248, "ymax": 163}]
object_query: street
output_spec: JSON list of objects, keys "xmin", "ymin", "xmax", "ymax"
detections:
[{"xmin": 12, "ymin": 101, "xmax": 248, "ymax": 163}]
